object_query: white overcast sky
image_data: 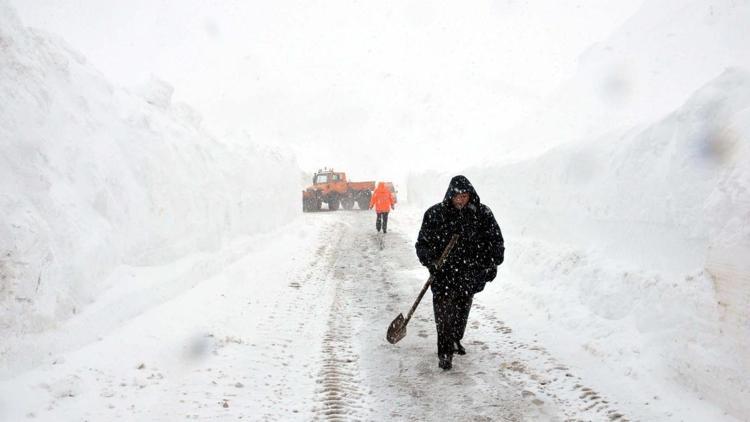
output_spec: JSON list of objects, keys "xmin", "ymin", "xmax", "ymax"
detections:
[{"xmin": 10, "ymin": 0, "xmax": 644, "ymax": 183}]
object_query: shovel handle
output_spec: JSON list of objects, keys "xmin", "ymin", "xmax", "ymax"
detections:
[{"xmin": 403, "ymin": 234, "xmax": 459, "ymax": 325}]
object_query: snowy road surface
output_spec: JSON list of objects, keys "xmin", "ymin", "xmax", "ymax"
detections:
[{"xmin": 2, "ymin": 208, "xmax": 651, "ymax": 421}]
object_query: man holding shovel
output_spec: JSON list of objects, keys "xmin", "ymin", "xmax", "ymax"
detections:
[{"xmin": 415, "ymin": 175, "xmax": 504, "ymax": 370}]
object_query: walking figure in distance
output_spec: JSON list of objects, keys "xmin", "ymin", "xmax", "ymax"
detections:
[
  {"xmin": 415, "ymin": 175, "xmax": 504, "ymax": 370},
  {"xmin": 369, "ymin": 182, "xmax": 395, "ymax": 233}
]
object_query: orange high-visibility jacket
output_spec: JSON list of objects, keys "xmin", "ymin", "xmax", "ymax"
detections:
[{"xmin": 370, "ymin": 183, "xmax": 395, "ymax": 213}]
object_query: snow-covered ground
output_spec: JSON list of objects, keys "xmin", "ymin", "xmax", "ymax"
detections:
[
  {"xmin": 3, "ymin": 0, "xmax": 750, "ymax": 420},
  {"xmin": 0, "ymin": 209, "xmax": 646, "ymax": 421},
  {"xmin": 2, "ymin": 206, "xmax": 742, "ymax": 421}
]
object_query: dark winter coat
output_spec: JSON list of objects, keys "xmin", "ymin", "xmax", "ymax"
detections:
[{"xmin": 415, "ymin": 175, "xmax": 505, "ymax": 295}]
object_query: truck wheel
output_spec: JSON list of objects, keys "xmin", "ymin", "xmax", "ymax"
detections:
[
  {"xmin": 341, "ymin": 198, "xmax": 355, "ymax": 210},
  {"xmin": 314, "ymin": 199, "xmax": 322, "ymax": 211},
  {"xmin": 329, "ymin": 199, "xmax": 340, "ymax": 211},
  {"xmin": 357, "ymin": 190, "xmax": 372, "ymax": 210},
  {"xmin": 303, "ymin": 197, "xmax": 308, "ymax": 212}
]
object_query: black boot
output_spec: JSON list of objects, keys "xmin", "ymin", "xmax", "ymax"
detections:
[
  {"xmin": 438, "ymin": 354, "xmax": 453, "ymax": 370},
  {"xmin": 454, "ymin": 340, "xmax": 466, "ymax": 356}
]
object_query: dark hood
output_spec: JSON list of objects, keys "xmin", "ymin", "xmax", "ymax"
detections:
[{"xmin": 442, "ymin": 175, "xmax": 480, "ymax": 207}]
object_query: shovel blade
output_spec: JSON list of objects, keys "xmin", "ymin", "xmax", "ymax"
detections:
[{"xmin": 386, "ymin": 313, "xmax": 407, "ymax": 344}]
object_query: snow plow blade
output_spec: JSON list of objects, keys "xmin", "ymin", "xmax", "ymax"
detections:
[{"xmin": 385, "ymin": 234, "xmax": 459, "ymax": 345}]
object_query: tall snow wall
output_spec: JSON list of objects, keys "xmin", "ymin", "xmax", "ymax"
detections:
[{"xmin": 0, "ymin": 3, "xmax": 300, "ymax": 337}]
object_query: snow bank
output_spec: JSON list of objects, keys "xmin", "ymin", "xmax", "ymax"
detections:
[
  {"xmin": 0, "ymin": 2, "xmax": 300, "ymax": 339},
  {"xmin": 408, "ymin": 68, "xmax": 750, "ymax": 418},
  {"xmin": 498, "ymin": 0, "xmax": 750, "ymax": 161}
]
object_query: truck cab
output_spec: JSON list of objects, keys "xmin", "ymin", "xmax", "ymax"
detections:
[{"xmin": 313, "ymin": 171, "xmax": 345, "ymax": 185}]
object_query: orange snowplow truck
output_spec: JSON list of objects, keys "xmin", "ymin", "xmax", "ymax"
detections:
[{"xmin": 302, "ymin": 169, "xmax": 376, "ymax": 212}]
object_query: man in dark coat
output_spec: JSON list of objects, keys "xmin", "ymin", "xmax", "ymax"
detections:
[{"xmin": 415, "ymin": 175, "xmax": 504, "ymax": 370}]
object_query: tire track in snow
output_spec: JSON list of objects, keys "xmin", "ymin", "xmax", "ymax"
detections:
[
  {"xmin": 470, "ymin": 301, "xmax": 630, "ymax": 421},
  {"xmin": 313, "ymin": 288, "xmax": 366, "ymax": 421},
  {"xmin": 312, "ymin": 217, "xmax": 368, "ymax": 421},
  {"xmin": 224, "ymin": 218, "xmax": 347, "ymax": 420}
]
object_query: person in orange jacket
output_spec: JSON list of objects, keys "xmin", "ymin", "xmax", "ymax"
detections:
[{"xmin": 369, "ymin": 182, "xmax": 395, "ymax": 233}]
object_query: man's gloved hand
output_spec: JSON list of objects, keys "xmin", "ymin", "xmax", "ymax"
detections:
[
  {"xmin": 482, "ymin": 266, "xmax": 498, "ymax": 282},
  {"xmin": 428, "ymin": 263, "xmax": 443, "ymax": 277}
]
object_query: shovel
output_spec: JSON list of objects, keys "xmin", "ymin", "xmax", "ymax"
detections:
[{"xmin": 386, "ymin": 234, "xmax": 459, "ymax": 344}]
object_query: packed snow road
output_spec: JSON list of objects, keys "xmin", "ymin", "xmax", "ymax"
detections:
[{"xmin": 1, "ymin": 207, "xmax": 628, "ymax": 421}]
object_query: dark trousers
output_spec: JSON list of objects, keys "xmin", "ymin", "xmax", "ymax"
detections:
[
  {"xmin": 432, "ymin": 291, "xmax": 473, "ymax": 356},
  {"xmin": 376, "ymin": 212, "xmax": 389, "ymax": 232}
]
